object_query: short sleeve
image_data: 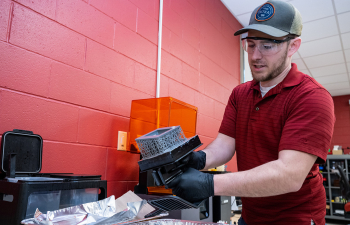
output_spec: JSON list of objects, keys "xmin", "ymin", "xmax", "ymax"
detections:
[
  {"xmin": 219, "ymin": 89, "xmax": 238, "ymax": 138},
  {"xmin": 278, "ymin": 88, "xmax": 335, "ymax": 164}
]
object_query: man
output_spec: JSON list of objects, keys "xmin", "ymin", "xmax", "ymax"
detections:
[{"xmin": 168, "ymin": 0, "xmax": 335, "ymax": 224}]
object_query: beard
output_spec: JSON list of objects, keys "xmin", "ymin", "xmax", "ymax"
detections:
[{"xmin": 250, "ymin": 46, "xmax": 289, "ymax": 82}]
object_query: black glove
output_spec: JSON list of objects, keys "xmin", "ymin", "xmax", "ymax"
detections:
[
  {"xmin": 167, "ymin": 168, "xmax": 214, "ymax": 203},
  {"xmin": 183, "ymin": 150, "xmax": 206, "ymax": 170}
]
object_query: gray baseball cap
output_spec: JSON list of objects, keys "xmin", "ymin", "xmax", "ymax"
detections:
[{"xmin": 234, "ymin": 0, "xmax": 302, "ymax": 37}]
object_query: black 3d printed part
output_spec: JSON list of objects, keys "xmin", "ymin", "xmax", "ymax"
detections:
[
  {"xmin": 138, "ymin": 135, "xmax": 202, "ymax": 171},
  {"xmin": 144, "ymin": 195, "xmax": 207, "ymax": 218}
]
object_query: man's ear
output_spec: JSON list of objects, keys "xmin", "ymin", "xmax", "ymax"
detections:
[{"xmin": 288, "ymin": 37, "xmax": 301, "ymax": 57}]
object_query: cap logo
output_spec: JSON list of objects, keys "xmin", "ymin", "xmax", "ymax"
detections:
[{"xmin": 255, "ymin": 2, "xmax": 275, "ymax": 22}]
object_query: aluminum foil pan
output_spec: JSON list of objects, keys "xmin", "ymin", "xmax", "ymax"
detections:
[
  {"xmin": 21, "ymin": 196, "xmax": 149, "ymax": 225},
  {"xmin": 127, "ymin": 219, "xmax": 220, "ymax": 225}
]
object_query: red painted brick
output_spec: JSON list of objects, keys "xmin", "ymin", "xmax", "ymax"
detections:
[
  {"xmin": 130, "ymin": 0, "xmax": 157, "ymax": 20},
  {"xmin": 167, "ymin": 32, "xmax": 183, "ymax": 59},
  {"xmin": 114, "ymin": 22, "xmax": 157, "ymax": 70},
  {"xmin": 90, "ymin": 0, "xmax": 137, "ymax": 32},
  {"xmin": 168, "ymin": 79, "xmax": 195, "ymax": 106},
  {"xmin": 182, "ymin": 63, "xmax": 199, "ymax": 91},
  {"xmin": 334, "ymin": 95, "xmax": 350, "ymax": 103},
  {"xmin": 221, "ymin": 51, "xmax": 239, "ymax": 76},
  {"xmin": 221, "ymin": 18, "xmax": 234, "ymax": 41},
  {"xmin": 223, "ymin": 88, "xmax": 231, "ymax": 103},
  {"xmin": 137, "ymin": 8, "xmax": 158, "ymax": 45},
  {"xmin": 197, "ymin": 113, "xmax": 220, "ymax": 138},
  {"xmin": 197, "ymin": 134, "xmax": 214, "ymax": 150},
  {"xmin": 222, "ymin": 7, "xmax": 242, "ymax": 32},
  {"xmin": 107, "ymin": 181, "xmax": 128, "ymax": 198},
  {"xmin": 85, "ymin": 39, "xmax": 135, "ymax": 86},
  {"xmin": 219, "ymin": 70, "xmax": 234, "ymax": 90},
  {"xmin": 220, "ymin": 3, "xmax": 235, "ymax": 29},
  {"xmin": 161, "ymin": 26, "xmax": 172, "ymax": 53},
  {"xmin": 56, "ymin": 0, "xmax": 115, "ymax": 48},
  {"xmin": 199, "ymin": 74, "xmax": 226, "ymax": 103},
  {"xmin": 232, "ymin": 77, "xmax": 240, "ymax": 89},
  {"xmin": 162, "ymin": 5, "xmax": 183, "ymax": 37},
  {"xmin": 199, "ymin": 53, "xmax": 223, "ymax": 80},
  {"xmin": 161, "ymin": 50, "xmax": 182, "ymax": 82},
  {"xmin": 334, "ymin": 119, "xmax": 350, "ymax": 128},
  {"xmin": 220, "ymin": 38, "xmax": 238, "ymax": 63},
  {"xmin": 182, "ymin": 19, "xmax": 200, "ymax": 50},
  {"xmin": 336, "ymin": 110, "xmax": 350, "ymax": 120},
  {"xmin": 182, "ymin": 43, "xmax": 199, "ymax": 71},
  {"xmin": 110, "ymin": 83, "xmax": 152, "ymax": 117},
  {"xmin": 226, "ymin": 154, "xmax": 238, "ymax": 172},
  {"xmin": 155, "ymin": 0, "xmax": 161, "ymax": 21},
  {"xmin": 134, "ymin": 63, "xmax": 157, "ymax": 96},
  {"xmin": 170, "ymin": 33, "xmax": 199, "ymax": 70},
  {"xmin": 172, "ymin": 0, "xmax": 195, "ymax": 28},
  {"xmin": 187, "ymin": 0, "xmax": 200, "ymax": 9},
  {"xmin": 204, "ymin": 0, "xmax": 221, "ymax": 29},
  {"xmin": 10, "ymin": 4, "xmax": 85, "ymax": 69},
  {"xmin": 49, "ymin": 62, "xmax": 111, "ymax": 111},
  {"xmin": 14, "ymin": 0, "xmax": 56, "ymax": 19},
  {"xmin": 214, "ymin": 100, "xmax": 226, "ymax": 121},
  {"xmin": 199, "ymin": 16, "xmax": 222, "ymax": 66},
  {"xmin": 193, "ymin": 0, "xmax": 206, "ymax": 15},
  {"xmin": 217, "ymin": 0, "xmax": 229, "ymax": 15},
  {"xmin": 127, "ymin": 181, "xmax": 139, "ymax": 192},
  {"xmin": 196, "ymin": 114, "xmax": 207, "ymax": 138},
  {"xmin": 194, "ymin": 92, "xmax": 215, "ymax": 118},
  {"xmin": 77, "ymin": 108, "xmax": 129, "ymax": 147},
  {"xmin": 106, "ymin": 148, "xmax": 140, "ymax": 181},
  {"xmin": 0, "ymin": 89, "xmax": 79, "ymax": 142},
  {"xmin": 194, "ymin": 9, "xmax": 200, "ymax": 30},
  {"xmin": 0, "ymin": 42, "xmax": 51, "ymax": 97},
  {"xmin": 41, "ymin": 141, "xmax": 108, "ymax": 179},
  {"xmin": 0, "ymin": 0, "xmax": 11, "ymax": 41},
  {"xmin": 159, "ymin": 74, "xmax": 169, "ymax": 97},
  {"xmin": 198, "ymin": 73, "xmax": 206, "ymax": 94},
  {"xmin": 333, "ymin": 127, "xmax": 350, "ymax": 137}
]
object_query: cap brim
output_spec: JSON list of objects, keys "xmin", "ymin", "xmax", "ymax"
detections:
[{"xmin": 234, "ymin": 24, "xmax": 289, "ymax": 37}]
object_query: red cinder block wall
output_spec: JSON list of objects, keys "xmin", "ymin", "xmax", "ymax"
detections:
[
  {"xmin": 331, "ymin": 95, "xmax": 350, "ymax": 151},
  {"xmin": 0, "ymin": 0, "xmax": 241, "ymax": 197}
]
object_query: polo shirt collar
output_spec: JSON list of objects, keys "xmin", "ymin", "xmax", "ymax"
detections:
[{"xmin": 250, "ymin": 63, "xmax": 304, "ymax": 93}]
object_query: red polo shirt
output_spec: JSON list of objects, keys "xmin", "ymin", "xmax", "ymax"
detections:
[{"xmin": 219, "ymin": 63, "xmax": 335, "ymax": 225}]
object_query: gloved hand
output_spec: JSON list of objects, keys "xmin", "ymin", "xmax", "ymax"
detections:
[
  {"xmin": 167, "ymin": 168, "xmax": 214, "ymax": 203},
  {"xmin": 182, "ymin": 150, "xmax": 206, "ymax": 170}
]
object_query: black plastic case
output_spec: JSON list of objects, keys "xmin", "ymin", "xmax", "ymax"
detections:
[
  {"xmin": 1, "ymin": 129, "xmax": 43, "ymax": 177},
  {"xmin": 0, "ymin": 129, "xmax": 107, "ymax": 225}
]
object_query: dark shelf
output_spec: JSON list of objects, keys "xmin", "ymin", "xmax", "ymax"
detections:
[{"xmin": 324, "ymin": 157, "xmax": 350, "ymax": 222}]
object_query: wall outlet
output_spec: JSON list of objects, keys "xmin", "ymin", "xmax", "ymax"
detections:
[{"xmin": 117, "ymin": 131, "xmax": 127, "ymax": 151}]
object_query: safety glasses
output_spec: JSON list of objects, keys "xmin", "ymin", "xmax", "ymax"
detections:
[{"xmin": 241, "ymin": 37, "xmax": 294, "ymax": 56}]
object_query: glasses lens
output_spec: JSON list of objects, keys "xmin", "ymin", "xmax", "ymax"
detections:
[
  {"xmin": 259, "ymin": 41, "xmax": 279, "ymax": 55},
  {"xmin": 242, "ymin": 39, "xmax": 283, "ymax": 56},
  {"xmin": 242, "ymin": 39, "xmax": 253, "ymax": 53}
]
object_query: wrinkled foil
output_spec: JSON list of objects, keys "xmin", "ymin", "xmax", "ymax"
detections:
[
  {"xmin": 127, "ymin": 219, "xmax": 220, "ymax": 225},
  {"xmin": 21, "ymin": 196, "xmax": 149, "ymax": 225}
]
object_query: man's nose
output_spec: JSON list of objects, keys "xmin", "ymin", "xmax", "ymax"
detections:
[{"xmin": 250, "ymin": 46, "xmax": 263, "ymax": 60}]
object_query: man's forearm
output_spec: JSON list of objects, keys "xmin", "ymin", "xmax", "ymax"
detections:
[
  {"xmin": 203, "ymin": 147, "xmax": 233, "ymax": 170},
  {"xmin": 214, "ymin": 160, "xmax": 298, "ymax": 197},
  {"xmin": 201, "ymin": 133, "xmax": 236, "ymax": 170},
  {"xmin": 214, "ymin": 150, "xmax": 317, "ymax": 197}
]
